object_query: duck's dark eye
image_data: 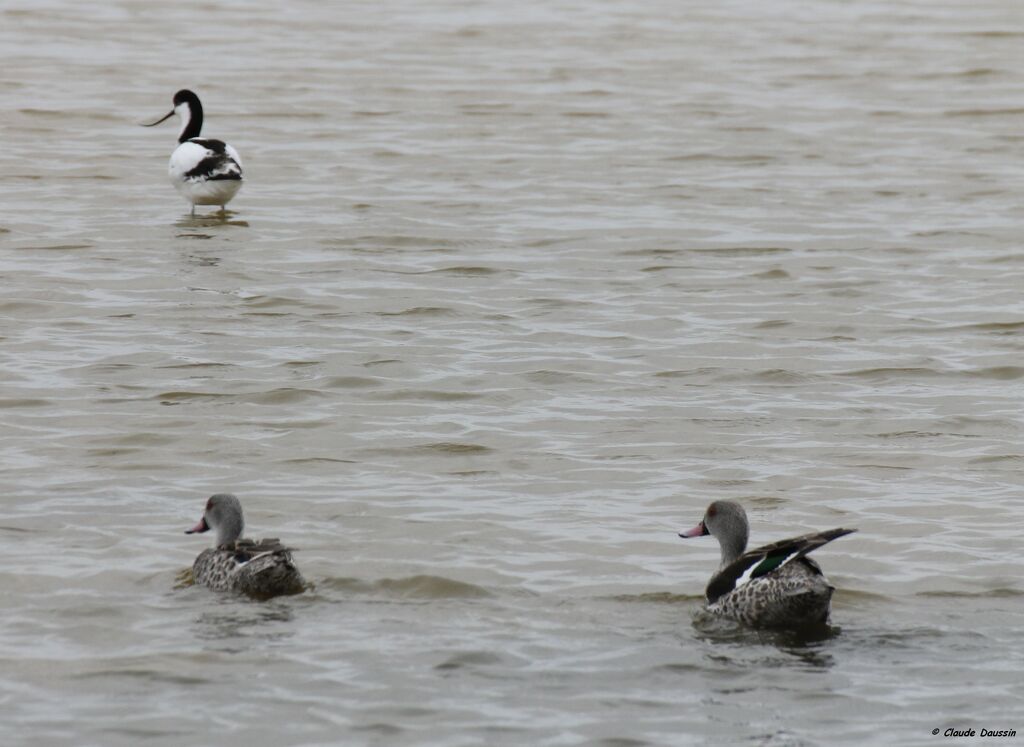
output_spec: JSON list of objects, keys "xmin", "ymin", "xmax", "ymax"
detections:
[
  {"xmin": 206, "ymin": 498, "xmax": 213, "ymax": 510},
  {"xmin": 707, "ymin": 505, "xmax": 717, "ymax": 518}
]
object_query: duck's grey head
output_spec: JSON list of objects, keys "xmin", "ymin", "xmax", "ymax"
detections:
[
  {"xmin": 185, "ymin": 493, "xmax": 245, "ymax": 547},
  {"xmin": 678, "ymin": 499, "xmax": 750, "ymax": 567}
]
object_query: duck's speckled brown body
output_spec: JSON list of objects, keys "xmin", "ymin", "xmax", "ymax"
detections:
[
  {"xmin": 186, "ymin": 494, "xmax": 305, "ymax": 600},
  {"xmin": 192, "ymin": 537, "xmax": 305, "ymax": 599}
]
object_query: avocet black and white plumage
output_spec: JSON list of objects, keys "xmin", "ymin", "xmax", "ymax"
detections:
[{"xmin": 143, "ymin": 89, "xmax": 243, "ymax": 214}]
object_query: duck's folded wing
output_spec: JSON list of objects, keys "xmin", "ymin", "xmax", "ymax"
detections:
[{"xmin": 706, "ymin": 528, "xmax": 856, "ymax": 603}]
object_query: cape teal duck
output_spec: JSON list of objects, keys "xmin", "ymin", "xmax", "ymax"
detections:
[
  {"xmin": 679, "ymin": 500, "xmax": 855, "ymax": 628},
  {"xmin": 185, "ymin": 493, "xmax": 305, "ymax": 599}
]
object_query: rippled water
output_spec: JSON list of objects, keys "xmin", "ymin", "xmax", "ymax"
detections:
[{"xmin": 2, "ymin": 0, "xmax": 1023, "ymax": 744}]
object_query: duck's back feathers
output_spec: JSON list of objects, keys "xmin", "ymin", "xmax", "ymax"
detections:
[
  {"xmin": 707, "ymin": 527, "xmax": 856, "ymax": 604},
  {"xmin": 231, "ymin": 537, "xmax": 291, "ymax": 561}
]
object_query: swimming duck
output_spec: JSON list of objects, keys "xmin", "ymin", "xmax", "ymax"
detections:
[
  {"xmin": 679, "ymin": 500, "xmax": 855, "ymax": 628},
  {"xmin": 143, "ymin": 89, "xmax": 243, "ymax": 214},
  {"xmin": 185, "ymin": 493, "xmax": 305, "ymax": 599}
]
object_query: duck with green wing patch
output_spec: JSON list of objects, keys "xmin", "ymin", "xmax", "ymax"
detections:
[{"xmin": 680, "ymin": 500, "xmax": 855, "ymax": 628}]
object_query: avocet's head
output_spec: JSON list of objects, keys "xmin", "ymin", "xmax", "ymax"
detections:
[
  {"xmin": 185, "ymin": 492, "xmax": 244, "ymax": 547},
  {"xmin": 142, "ymin": 89, "xmax": 204, "ymax": 143}
]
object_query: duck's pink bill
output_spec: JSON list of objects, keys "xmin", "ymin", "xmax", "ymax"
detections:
[
  {"xmin": 185, "ymin": 517, "xmax": 209, "ymax": 535},
  {"xmin": 678, "ymin": 521, "xmax": 708, "ymax": 538}
]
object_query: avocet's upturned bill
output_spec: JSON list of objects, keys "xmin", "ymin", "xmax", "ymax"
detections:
[{"xmin": 143, "ymin": 89, "xmax": 243, "ymax": 215}]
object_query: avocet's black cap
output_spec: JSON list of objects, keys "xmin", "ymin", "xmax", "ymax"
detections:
[{"xmin": 172, "ymin": 89, "xmax": 201, "ymax": 107}]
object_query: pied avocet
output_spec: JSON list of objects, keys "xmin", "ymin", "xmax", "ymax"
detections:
[{"xmin": 143, "ymin": 89, "xmax": 243, "ymax": 214}]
